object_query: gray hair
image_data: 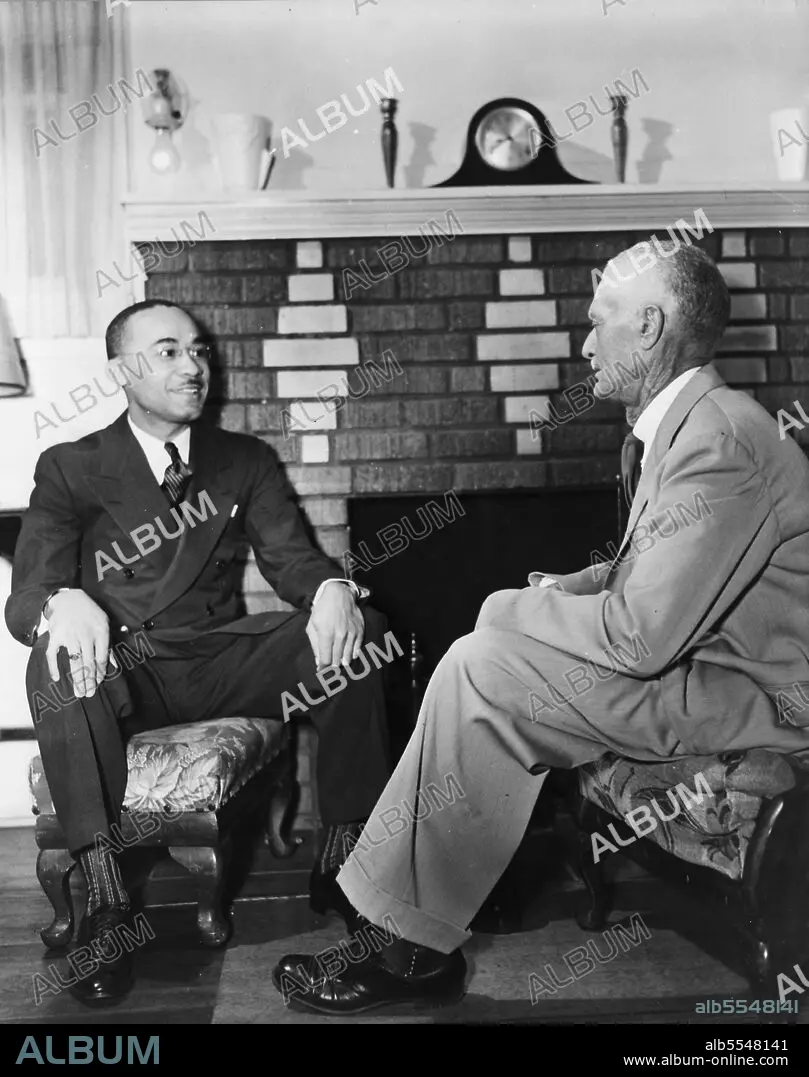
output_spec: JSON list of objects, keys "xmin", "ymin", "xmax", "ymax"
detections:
[{"xmin": 638, "ymin": 239, "xmax": 730, "ymax": 356}]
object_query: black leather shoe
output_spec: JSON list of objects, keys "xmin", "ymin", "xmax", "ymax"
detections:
[
  {"xmin": 309, "ymin": 866, "xmax": 364, "ymax": 935},
  {"xmin": 272, "ymin": 947, "xmax": 467, "ymax": 1015},
  {"xmin": 68, "ymin": 907, "xmax": 135, "ymax": 1007}
]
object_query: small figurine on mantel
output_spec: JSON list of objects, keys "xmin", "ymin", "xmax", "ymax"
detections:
[{"xmin": 380, "ymin": 97, "xmax": 399, "ymax": 188}]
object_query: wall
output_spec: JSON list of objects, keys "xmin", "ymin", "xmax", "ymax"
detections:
[{"xmin": 127, "ymin": 0, "xmax": 809, "ymax": 193}]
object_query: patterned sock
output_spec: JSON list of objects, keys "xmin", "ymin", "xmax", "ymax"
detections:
[
  {"xmin": 317, "ymin": 821, "xmax": 366, "ymax": 874},
  {"xmin": 379, "ymin": 936, "xmax": 449, "ymax": 979},
  {"xmin": 77, "ymin": 843, "xmax": 129, "ymax": 915}
]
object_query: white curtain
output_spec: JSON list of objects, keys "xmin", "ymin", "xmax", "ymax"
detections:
[{"xmin": 0, "ymin": 0, "xmax": 130, "ymax": 338}]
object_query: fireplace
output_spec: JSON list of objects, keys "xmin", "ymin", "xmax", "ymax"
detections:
[
  {"xmin": 348, "ymin": 488, "xmax": 620, "ymax": 667},
  {"xmin": 347, "ymin": 487, "xmax": 620, "ymax": 753}
]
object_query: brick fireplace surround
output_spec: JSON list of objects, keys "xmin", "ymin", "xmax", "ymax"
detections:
[{"xmin": 127, "ymin": 187, "xmax": 809, "ymax": 831}]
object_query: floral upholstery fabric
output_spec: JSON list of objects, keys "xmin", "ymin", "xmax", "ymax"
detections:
[
  {"xmin": 578, "ymin": 749, "xmax": 800, "ymax": 881},
  {"xmin": 29, "ymin": 716, "xmax": 288, "ymax": 816}
]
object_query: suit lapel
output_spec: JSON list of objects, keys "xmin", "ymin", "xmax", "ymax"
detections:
[
  {"xmin": 612, "ymin": 363, "xmax": 725, "ymax": 563},
  {"xmin": 147, "ymin": 422, "xmax": 237, "ymax": 617},
  {"xmin": 85, "ymin": 413, "xmax": 173, "ymax": 541}
]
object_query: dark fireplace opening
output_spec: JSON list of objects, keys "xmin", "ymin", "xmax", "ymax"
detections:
[{"xmin": 348, "ymin": 487, "xmax": 621, "ymax": 753}]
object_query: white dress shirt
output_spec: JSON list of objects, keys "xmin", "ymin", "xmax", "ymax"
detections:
[
  {"xmin": 531, "ymin": 366, "xmax": 704, "ymax": 589},
  {"xmin": 632, "ymin": 366, "xmax": 703, "ymax": 471},
  {"xmin": 128, "ymin": 415, "xmax": 191, "ymax": 483}
]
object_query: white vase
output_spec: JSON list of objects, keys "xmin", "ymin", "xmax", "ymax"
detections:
[
  {"xmin": 769, "ymin": 108, "xmax": 809, "ymax": 182},
  {"xmin": 210, "ymin": 113, "xmax": 273, "ymax": 192}
]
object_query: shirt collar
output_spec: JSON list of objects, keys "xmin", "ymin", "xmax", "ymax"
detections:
[
  {"xmin": 632, "ymin": 366, "xmax": 703, "ymax": 469},
  {"xmin": 127, "ymin": 414, "xmax": 191, "ymax": 469}
]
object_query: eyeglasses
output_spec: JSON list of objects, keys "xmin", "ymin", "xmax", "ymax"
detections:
[{"xmin": 154, "ymin": 344, "xmax": 213, "ymax": 362}]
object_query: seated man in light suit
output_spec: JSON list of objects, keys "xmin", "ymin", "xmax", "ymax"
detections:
[{"xmin": 273, "ymin": 240, "xmax": 809, "ymax": 1014}]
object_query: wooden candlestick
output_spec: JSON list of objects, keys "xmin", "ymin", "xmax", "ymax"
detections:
[
  {"xmin": 609, "ymin": 94, "xmax": 628, "ymax": 184},
  {"xmin": 380, "ymin": 97, "xmax": 399, "ymax": 188}
]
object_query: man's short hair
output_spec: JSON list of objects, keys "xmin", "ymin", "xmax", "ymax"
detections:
[
  {"xmin": 644, "ymin": 240, "xmax": 730, "ymax": 356},
  {"xmin": 105, "ymin": 299, "xmax": 187, "ymax": 360}
]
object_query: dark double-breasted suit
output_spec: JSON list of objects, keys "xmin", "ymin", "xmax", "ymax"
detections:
[{"xmin": 6, "ymin": 413, "xmax": 390, "ymax": 853}]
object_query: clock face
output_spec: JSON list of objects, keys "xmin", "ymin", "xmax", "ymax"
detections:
[{"xmin": 475, "ymin": 106, "xmax": 541, "ymax": 171}]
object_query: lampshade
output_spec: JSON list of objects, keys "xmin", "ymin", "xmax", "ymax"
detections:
[{"xmin": 0, "ymin": 298, "xmax": 25, "ymax": 397}]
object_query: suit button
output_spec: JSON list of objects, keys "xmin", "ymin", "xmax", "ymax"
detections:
[
  {"xmin": 120, "ymin": 625, "xmax": 130, "ymax": 634},
  {"xmin": 142, "ymin": 619, "xmax": 155, "ymax": 630},
  {"xmin": 123, "ymin": 568, "xmax": 135, "ymax": 578},
  {"xmin": 215, "ymin": 559, "xmax": 225, "ymax": 571},
  {"xmin": 206, "ymin": 603, "xmax": 215, "ymax": 617}
]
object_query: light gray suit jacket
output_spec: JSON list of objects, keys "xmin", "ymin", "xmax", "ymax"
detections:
[{"xmin": 485, "ymin": 364, "xmax": 809, "ymax": 754}]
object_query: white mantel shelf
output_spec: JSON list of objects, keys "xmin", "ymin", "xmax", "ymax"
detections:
[{"xmin": 122, "ymin": 184, "xmax": 809, "ymax": 242}]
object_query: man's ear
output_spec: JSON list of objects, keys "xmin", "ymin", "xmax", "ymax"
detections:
[{"xmin": 639, "ymin": 304, "xmax": 664, "ymax": 350}]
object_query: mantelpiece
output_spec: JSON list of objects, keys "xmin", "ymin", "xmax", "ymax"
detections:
[{"xmin": 122, "ymin": 184, "xmax": 809, "ymax": 242}]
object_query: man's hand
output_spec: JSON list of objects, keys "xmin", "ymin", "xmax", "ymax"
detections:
[
  {"xmin": 306, "ymin": 583, "xmax": 364, "ymax": 671},
  {"xmin": 44, "ymin": 589, "xmax": 112, "ymax": 698}
]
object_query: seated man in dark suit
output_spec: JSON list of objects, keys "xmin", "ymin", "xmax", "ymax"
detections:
[{"xmin": 5, "ymin": 299, "xmax": 391, "ymax": 1005}]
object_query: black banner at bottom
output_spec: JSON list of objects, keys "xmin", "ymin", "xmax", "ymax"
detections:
[{"xmin": 1, "ymin": 1020, "xmax": 807, "ymax": 1068}]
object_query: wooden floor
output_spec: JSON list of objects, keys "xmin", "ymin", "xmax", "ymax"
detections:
[{"xmin": 1, "ymin": 824, "xmax": 805, "ymax": 1025}]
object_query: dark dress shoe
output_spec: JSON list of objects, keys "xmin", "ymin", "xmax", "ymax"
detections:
[
  {"xmin": 309, "ymin": 866, "xmax": 364, "ymax": 935},
  {"xmin": 68, "ymin": 907, "xmax": 135, "ymax": 1007},
  {"xmin": 272, "ymin": 946, "xmax": 467, "ymax": 1015}
]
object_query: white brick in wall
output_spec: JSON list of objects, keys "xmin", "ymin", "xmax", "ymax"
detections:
[
  {"xmin": 722, "ymin": 232, "xmax": 747, "ymax": 259},
  {"xmin": 296, "ymin": 241, "xmax": 323, "ymax": 269},
  {"xmin": 490, "ymin": 364, "xmax": 560, "ymax": 392},
  {"xmin": 507, "ymin": 236, "xmax": 532, "ymax": 263},
  {"xmin": 504, "ymin": 395, "xmax": 551, "ymax": 423},
  {"xmin": 288, "ymin": 274, "xmax": 335, "ymax": 303},
  {"xmin": 516, "ymin": 428, "xmax": 544, "ymax": 455},
  {"xmin": 301, "ymin": 435, "xmax": 331, "ymax": 463},
  {"xmin": 719, "ymin": 262, "xmax": 756, "ymax": 289},
  {"xmin": 717, "ymin": 325, "xmax": 776, "ymax": 352},
  {"xmin": 263, "ymin": 338, "xmax": 359, "ymax": 367},
  {"xmin": 500, "ymin": 269, "xmax": 544, "ymax": 295},
  {"xmin": 485, "ymin": 301, "xmax": 556, "ymax": 329},
  {"xmin": 286, "ymin": 400, "xmax": 338, "ymax": 432},
  {"xmin": 277, "ymin": 370, "xmax": 347, "ymax": 398},
  {"xmin": 278, "ymin": 305, "xmax": 347, "ymax": 335},
  {"xmin": 730, "ymin": 294, "xmax": 766, "ymax": 320},
  {"xmin": 477, "ymin": 332, "xmax": 569, "ymax": 362}
]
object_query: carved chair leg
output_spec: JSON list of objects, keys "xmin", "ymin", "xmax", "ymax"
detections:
[
  {"xmin": 266, "ymin": 769, "xmax": 302, "ymax": 859},
  {"xmin": 168, "ymin": 843, "xmax": 233, "ymax": 949},
  {"xmin": 571, "ymin": 796, "xmax": 614, "ymax": 932},
  {"xmin": 36, "ymin": 848, "xmax": 77, "ymax": 950},
  {"xmin": 739, "ymin": 882, "xmax": 777, "ymax": 996}
]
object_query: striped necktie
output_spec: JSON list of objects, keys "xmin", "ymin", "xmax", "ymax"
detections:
[
  {"xmin": 161, "ymin": 441, "xmax": 193, "ymax": 507},
  {"xmin": 620, "ymin": 432, "xmax": 643, "ymax": 508}
]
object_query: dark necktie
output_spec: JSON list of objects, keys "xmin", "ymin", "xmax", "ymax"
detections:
[
  {"xmin": 621, "ymin": 432, "xmax": 643, "ymax": 508},
  {"xmin": 161, "ymin": 441, "xmax": 193, "ymax": 507}
]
